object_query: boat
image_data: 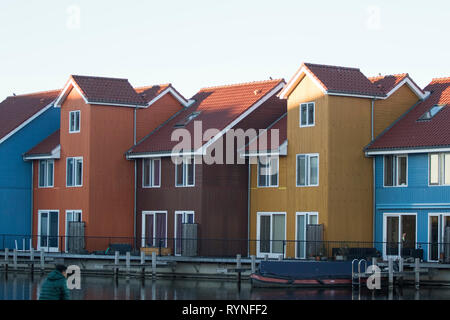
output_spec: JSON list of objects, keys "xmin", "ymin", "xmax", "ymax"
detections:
[{"xmin": 251, "ymin": 260, "xmax": 370, "ymax": 288}]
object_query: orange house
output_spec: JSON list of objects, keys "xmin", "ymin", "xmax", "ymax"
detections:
[{"xmin": 24, "ymin": 75, "xmax": 189, "ymax": 252}]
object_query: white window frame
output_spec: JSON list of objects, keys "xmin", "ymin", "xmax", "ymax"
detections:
[
  {"xmin": 383, "ymin": 155, "xmax": 408, "ymax": 187},
  {"xmin": 296, "ymin": 153, "xmax": 319, "ymax": 187},
  {"xmin": 141, "ymin": 211, "xmax": 168, "ymax": 248},
  {"xmin": 175, "ymin": 157, "xmax": 195, "ymax": 187},
  {"xmin": 382, "ymin": 212, "xmax": 417, "ymax": 260},
  {"xmin": 65, "ymin": 210, "xmax": 82, "ymax": 253},
  {"xmin": 295, "ymin": 212, "xmax": 319, "ymax": 259},
  {"xmin": 429, "ymin": 153, "xmax": 450, "ymax": 186},
  {"xmin": 69, "ymin": 110, "xmax": 81, "ymax": 133},
  {"xmin": 427, "ymin": 213, "xmax": 450, "ymax": 262},
  {"xmin": 256, "ymin": 212, "xmax": 287, "ymax": 259},
  {"xmin": 66, "ymin": 157, "xmax": 83, "ymax": 187},
  {"xmin": 142, "ymin": 158, "xmax": 161, "ymax": 188},
  {"xmin": 299, "ymin": 102, "xmax": 315, "ymax": 127},
  {"xmin": 37, "ymin": 210, "xmax": 60, "ymax": 252},
  {"xmin": 174, "ymin": 211, "xmax": 195, "ymax": 256},
  {"xmin": 257, "ymin": 156, "xmax": 279, "ymax": 188},
  {"xmin": 38, "ymin": 159, "xmax": 54, "ymax": 188}
]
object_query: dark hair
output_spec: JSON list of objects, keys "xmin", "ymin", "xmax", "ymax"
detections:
[{"xmin": 56, "ymin": 264, "xmax": 67, "ymax": 273}]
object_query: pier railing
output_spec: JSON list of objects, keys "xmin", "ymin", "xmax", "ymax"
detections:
[{"xmin": 0, "ymin": 234, "xmax": 449, "ymax": 262}]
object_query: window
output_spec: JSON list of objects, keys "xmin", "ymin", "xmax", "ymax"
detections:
[
  {"xmin": 300, "ymin": 102, "xmax": 315, "ymax": 127},
  {"xmin": 174, "ymin": 112, "xmax": 201, "ymax": 128},
  {"xmin": 384, "ymin": 155, "xmax": 408, "ymax": 187},
  {"xmin": 418, "ymin": 105, "xmax": 444, "ymax": 121},
  {"xmin": 143, "ymin": 158, "xmax": 161, "ymax": 188},
  {"xmin": 66, "ymin": 157, "xmax": 83, "ymax": 187},
  {"xmin": 296, "ymin": 212, "xmax": 319, "ymax": 259},
  {"xmin": 142, "ymin": 211, "xmax": 167, "ymax": 248},
  {"xmin": 175, "ymin": 157, "xmax": 195, "ymax": 187},
  {"xmin": 38, "ymin": 210, "xmax": 59, "ymax": 252},
  {"xmin": 257, "ymin": 157, "xmax": 279, "ymax": 187},
  {"xmin": 257, "ymin": 212, "xmax": 286, "ymax": 258},
  {"xmin": 296, "ymin": 154, "xmax": 319, "ymax": 187},
  {"xmin": 175, "ymin": 211, "xmax": 195, "ymax": 256},
  {"xmin": 69, "ymin": 111, "xmax": 80, "ymax": 133},
  {"xmin": 384, "ymin": 213, "xmax": 416, "ymax": 259},
  {"xmin": 39, "ymin": 160, "xmax": 54, "ymax": 188},
  {"xmin": 429, "ymin": 153, "xmax": 450, "ymax": 185}
]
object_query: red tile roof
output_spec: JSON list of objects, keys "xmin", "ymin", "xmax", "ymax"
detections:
[
  {"xmin": 128, "ymin": 79, "xmax": 285, "ymax": 155},
  {"xmin": 0, "ymin": 89, "xmax": 61, "ymax": 142},
  {"xmin": 70, "ymin": 75, "xmax": 147, "ymax": 106},
  {"xmin": 24, "ymin": 130, "xmax": 60, "ymax": 157},
  {"xmin": 244, "ymin": 113, "xmax": 287, "ymax": 154},
  {"xmin": 368, "ymin": 73, "xmax": 425, "ymax": 96},
  {"xmin": 366, "ymin": 77, "xmax": 450, "ymax": 151},
  {"xmin": 135, "ymin": 84, "xmax": 171, "ymax": 103}
]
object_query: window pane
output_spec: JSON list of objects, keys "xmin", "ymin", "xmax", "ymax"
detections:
[
  {"xmin": 145, "ymin": 214, "xmax": 154, "ymax": 247},
  {"xmin": 429, "ymin": 216, "xmax": 439, "ymax": 261},
  {"xmin": 297, "ymin": 155, "xmax": 306, "ymax": 186},
  {"xmin": 47, "ymin": 161, "xmax": 54, "ymax": 187},
  {"xmin": 75, "ymin": 159, "xmax": 82, "ymax": 186},
  {"xmin": 384, "ymin": 155, "xmax": 394, "ymax": 186},
  {"xmin": 70, "ymin": 112, "xmax": 75, "ymax": 132},
  {"xmin": 398, "ymin": 156, "xmax": 407, "ymax": 186},
  {"xmin": 187, "ymin": 160, "xmax": 194, "ymax": 186},
  {"xmin": 445, "ymin": 154, "xmax": 450, "ymax": 185},
  {"xmin": 296, "ymin": 215, "xmax": 306, "ymax": 258},
  {"xmin": 270, "ymin": 158, "xmax": 278, "ymax": 187},
  {"xmin": 40, "ymin": 213, "xmax": 48, "ymax": 247},
  {"xmin": 300, "ymin": 104, "xmax": 307, "ymax": 126},
  {"xmin": 258, "ymin": 157, "xmax": 268, "ymax": 187},
  {"xmin": 401, "ymin": 215, "xmax": 416, "ymax": 249},
  {"xmin": 39, "ymin": 161, "xmax": 46, "ymax": 187},
  {"xmin": 386, "ymin": 216, "xmax": 399, "ymax": 256},
  {"xmin": 176, "ymin": 162, "xmax": 184, "ymax": 186},
  {"xmin": 272, "ymin": 214, "xmax": 285, "ymax": 254},
  {"xmin": 309, "ymin": 214, "xmax": 318, "ymax": 225},
  {"xmin": 67, "ymin": 158, "xmax": 74, "ymax": 186},
  {"xmin": 75, "ymin": 112, "xmax": 80, "ymax": 131},
  {"xmin": 308, "ymin": 103, "xmax": 314, "ymax": 125},
  {"xmin": 155, "ymin": 213, "xmax": 166, "ymax": 247},
  {"xmin": 153, "ymin": 159, "xmax": 161, "ymax": 186},
  {"xmin": 143, "ymin": 159, "xmax": 150, "ymax": 187},
  {"xmin": 430, "ymin": 154, "xmax": 439, "ymax": 184},
  {"xmin": 310, "ymin": 156, "xmax": 318, "ymax": 185}
]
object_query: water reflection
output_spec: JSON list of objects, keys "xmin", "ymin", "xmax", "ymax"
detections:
[{"xmin": 1, "ymin": 273, "xmax": 449, "ymax": 300}]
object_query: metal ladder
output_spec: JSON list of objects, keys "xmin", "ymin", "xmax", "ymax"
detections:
[{"xmin": 352, "ymin": 259, "xmax": 367, "ymax": 287}]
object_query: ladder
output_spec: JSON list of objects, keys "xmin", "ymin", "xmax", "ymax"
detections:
[{"xmin": 351, "ymin": 259, "xmax": 367, "ymax": 287}]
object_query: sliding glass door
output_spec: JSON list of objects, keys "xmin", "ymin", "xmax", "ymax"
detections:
[
  {"xmin": 257, "ymin": 212, "xmax": 286, "ymax": 258},
  {"xmin": 428, "ymin": 213, "xmax": 450, "ymax": 261},
  {"xmin": 383, "ymin": 213, "xmax": 416, "ymax": 260},
  {"xmin": 38, "ymin": 211, "xmax": 59, "ymax": 252}
]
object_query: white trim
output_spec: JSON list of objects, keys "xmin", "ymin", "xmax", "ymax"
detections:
[
  {"xmin": 428, "ymin": 153, "xmax": 450, "ymax": 187},
  {"xmin": 37, "ymin": 210, "xmax": 60, "ymax": 252},
  {"xmin": 0, "ymin": 101, "xmax": 55, "ymax": 145},
  {"xmin": 23, "ymin": 145, "xmax": 61, "ymax": 161},
  {"xmin": 199, "ymin": 82, "xmax": 286, "ymax": 155},
  {"xmin": 141, "ymin": 211, "xmax": 168, "ymax": 248},
  {"xmin": 174, "ymin": 211, "xmax": 195, "ymax": 256},
  {"xmin": 295, "ymin": 212, "xmax": 319, "ymax": 259},
  {"xmin": 366, "ymin": 147, "xmax": 450, "ymax": 156},
  {"xmin": 66, "ymin": 156, "xmax": 83, "ymax": 188},
  {"xmin": 175, "ymin": 157, "xmax": 195, "ymax": 187},
  {"xmin": 384, "ymin": 77, "xmax": 427, "ymax": 100},
  {"xmin": 146, "ymin": 86, "xmax": 190, "ymax": 108},
  {"xmin": 299, "ymin": 102, "xmax": 315, "ymax": 128},
  {"xmin": 65, "ymin": 210, "xmax": 82, "ymax": 253},
  {"xmin": 69, "ymin": 110, "xmax": 81, "ymax": 133},
  {"xmin": 256, "ymin": 212, "xmax": 287, "ymax": 259},
  {"xmin": 38, "ymin": 159, "xmax": 55, "ymax": 188},
  {"xmin": 382, "ymin": 212, "xmax": 417, "ymax": 260},
  {"xmin": 142, "ymin": 158, "xmax": 162, "ymax": 188},
  {"xmin": 127, "ymin": 151, "xmax": 202, "ymax": 159},
  {"xmin": 382, "ymin": 154, "xmax": 408, "ymax": 188},
  {"xmin": 296, "ymin": 153, "xmax": 319, "ymax": 187}
]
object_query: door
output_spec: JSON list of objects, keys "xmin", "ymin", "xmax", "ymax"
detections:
[
  {"xmin": 141, "ymin": 211, "xmax": 167, "ymax": 248},
  {"xmin": 428, "ymin": 213, "xmax": 450, "ymax": 261},
  {"xmin": 175, "ymin": 211, "xmax": 195, "ymax": 256},
  {"xmin": 38, "ymin": 211, "xmax": 59, "ymax": 252},
  {"xmin": 383, "ymin": 213, "xmax": 416, "ymax": 260},
  {"xmin": 256, "ymin": 213, "xmax": 286, "ymax": 258},
  {"xmin": 65, "ymin": 211, "xmax": 82, "ymax": 252},
  {"xmin": 296, "ymin": 212, "xmax": 319, "ymax": 259}
]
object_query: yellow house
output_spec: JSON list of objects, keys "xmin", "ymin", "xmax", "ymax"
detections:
[{"xmin": 245, "ymin": 63, "xmax": 427, "ymax": 259}]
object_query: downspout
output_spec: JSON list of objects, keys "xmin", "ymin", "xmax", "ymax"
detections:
[
  {"xmin": 371, "ymin": 99, "xmax": 376, "ymax": 243},
  {"xmin": 30, "ymin": 161, "xmax": 33, "ymax": 249},
  {"xmin": 247, "ymin": 160, "xmax": 251, "ymax": 257},
  {"xmin": 133, "ymin": 108, "xmax": 137, "ymax": 248}
]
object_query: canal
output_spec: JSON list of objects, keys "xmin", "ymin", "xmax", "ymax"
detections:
[{"xmin": 1, "ymin": 273, "xmax": 450, "ymax": 300}]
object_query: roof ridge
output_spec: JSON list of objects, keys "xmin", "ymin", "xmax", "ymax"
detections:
[
  {"xmin": 303, "ymin": 62, "xmax": 360, "ymax": 71},
  {"xmin": 7, "ymin": 88, "xmax": 61, "ymax": 98},
  {"xmin": 431, "ymin": 77, "xmax": 450, "ymax": 83},
  {"xmin": 368, "ymin": 73, "xmax": 408, "ymax": 80},
  {"xmin": 134, "ymin": 83, "xmax": 171, "ymax": 91},
  {"xmin": 199, "ymin": 78, "xmax": 284, "ymax": 91},
  {"xmin": 71, "ymin": 74, "xmax": 129, "ymax": 82}
]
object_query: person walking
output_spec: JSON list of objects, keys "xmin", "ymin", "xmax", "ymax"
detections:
[{"xmin": 39, "ymin": 264, "xmax": 70, "ymax": 300}]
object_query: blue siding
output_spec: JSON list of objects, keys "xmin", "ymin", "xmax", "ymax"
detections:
[
  {"xmin": 374, "ymin": 153, "xmax": 450, "ymax": 261},
  {"xmin": 0, "ymin": 106, "xmax": 60, "ymax": 249}
]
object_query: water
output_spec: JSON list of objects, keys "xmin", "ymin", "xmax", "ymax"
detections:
[{"xmin": 1, "ymin": 273, "xmax": 450, "ymax": 300}]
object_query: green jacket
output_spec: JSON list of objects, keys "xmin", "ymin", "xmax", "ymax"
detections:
[{"xmin": 39, "ymin": 270, "xmax": 70, "ymax": 300}]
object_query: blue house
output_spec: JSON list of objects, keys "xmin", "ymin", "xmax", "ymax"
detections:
[
  {"xmin": 365, "ymin": 77, "xmax": 450, "ymax": 262},
  {"xmin": 0, "ymin": 90, "xmax": 60, "ymax": 249}
]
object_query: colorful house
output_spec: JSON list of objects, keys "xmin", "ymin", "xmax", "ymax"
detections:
[
  {"xmin": 365, "ymin": 77, "xmax": 450, "ymax": 262},
  {"xmin": 126, "ymin": 79, "xmax": 286, "ymax": 257},
  {"xmin": 24, "ymin": 75, "xmax": 189, "ymax": 252},
  {"xmin": 0, "ymin": 90, "xmax": 60, "ymax": 249},
  {"xmin": 244, "ymin": 63, "xmax": 427, "ymax": 259}
]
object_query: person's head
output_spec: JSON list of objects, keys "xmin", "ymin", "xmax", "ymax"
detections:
[{"xmin": 56, "ymin": 264, "xmax": 68, "ymax": 278}]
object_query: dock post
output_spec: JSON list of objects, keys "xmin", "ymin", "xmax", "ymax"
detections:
[
  {"xmin": 398, "ymin": 258, "xmax": 404, "ymax": 287},
  {"xmin": 30, "ymin": 247, "xmax": 34, "ymax": 262},
  {"xmin": 236, "ymin": 254, "xmax": 241, "ymax": 269},
  {"xmin": 114, "ymin": 251, "xmax": 119, "ymax": 280},
  {"xmin": 251, "ymin": 255, "xmax": 256, "ymax": 274},
  {"xmin": 140, "ymin": 251, "xmax": 146, "ymax": 280},
  {"xmin": 4, "ymin": 248, "xmax": 8, "ymax": 262},
  {"xmin": 278, "ymin": 255, "xmax": 283, "ymax": 261},
  {"xmin": 388, "ymin": 258, "xmax": 393, "ymax": 289},
  {"xmin": 264, "ymin": 254, "xmax": 268, "ymax": 261},
  {"xmin": 40, "ymin": 250, "xmax": 45, "ymax": 273},
  {"xmin": 415, "ymin": 258, "xmax": 420, "ymax": 289},
  {"xmin": 152, "ymin": 252, "xmax": 156, "ymax": 279},
  {"xmin": 13, "ymin": 249, "xmax": 17, "ymax": 271},
  {"xmin": 126, "ymin": 252, "xmax": 131, "ymax": 278}
]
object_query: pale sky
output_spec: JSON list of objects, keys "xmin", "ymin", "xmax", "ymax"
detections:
[{"xmin": 0, "ymin": 0, "xmax": 449, "ymax": 101}]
